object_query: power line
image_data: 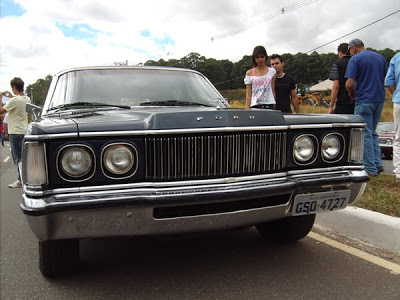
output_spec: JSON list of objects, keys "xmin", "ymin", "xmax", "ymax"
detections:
[
  {"xmin": 214, "ymin": 9, "xmax": 400, "ymax": 86},
  {"xmin": 211, "ymin": 0, "xmax": 318, "ymax": 41},
  {"xmin": 305, "ymin": 9, "xmax": 400, "ymax": 54}
]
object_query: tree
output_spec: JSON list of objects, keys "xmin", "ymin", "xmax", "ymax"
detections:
[
  {"xmin": 378, "ymin": 48, "xmax": 396, "ymax": 65},
  {"xmin": 229, "ymin": 55, "xmax": 252, "ymax": 89},
  {"xmin": 196, "ymin": 58, "xmax": 226, "ymax": 85},
  {"xmin": 26, "ymin": 75, "xmax": 52, "ymax": 106},
  {"xmin": 180, "ymin": 53, "xmax": 206, "ymax": 69}
]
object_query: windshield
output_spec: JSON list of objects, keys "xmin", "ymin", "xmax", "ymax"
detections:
[
  {"xmin": 376, "ymin": 122, "xmax": 394, "ymax": 132},
  {"xmin": 47, "ymin": 68, "xmax": 228, "ymax": 110}
]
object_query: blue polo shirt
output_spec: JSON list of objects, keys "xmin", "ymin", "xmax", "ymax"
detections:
[
  {"xmin": 385, "ymin": 52, "xmax": 400, "ymax": 104},
  {"xmin": 345, "ymin": 50, "xmax": 388, "ymax": 104}
]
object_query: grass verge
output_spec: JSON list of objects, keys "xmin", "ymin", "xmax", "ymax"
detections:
[{"xmin": 355, "ymin": 174, "xmax": 400, "ymax": 218}]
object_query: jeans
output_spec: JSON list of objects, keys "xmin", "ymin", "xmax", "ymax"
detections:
[
  {"xmin": 354, "ymin": 102, "xmax": 384, "ymax": 175},
  {"xmin": 9, "ymin": 134, "xmax": 24, "ymax": 181},
  {"xmin": 394, "ymin": 103, "xmax": 400, "ymax": 179},
  {"xmin": 0, "ymin": 132, "xmax": 4, "ymax": 146}
]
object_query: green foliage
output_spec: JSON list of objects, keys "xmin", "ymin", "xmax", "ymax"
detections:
[
  {"xmin": 29, "ymin": 48, "xmax": 399, "ymax": 103},
  {"xmin": 142, "ymin": 48, "xmax": 398, "ymax": 90},
  {"xmin": 26, "ymin": 74, "xmax": 52, "ymax": 107},
  {"xmin": 356, "ymin": 174, "xmax": 400, "ymax": 218}
]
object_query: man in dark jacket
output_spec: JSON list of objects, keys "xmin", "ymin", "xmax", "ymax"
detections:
[
  {"xmin": 328, "ymin": 43, "xmax": 354, "ymax": 114},
  {"xmin": 270, "ymin": 54, "xmax": 300, "ymax": 114}
]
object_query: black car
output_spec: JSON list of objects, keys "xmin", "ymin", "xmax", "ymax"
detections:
[{"xmin": 21, "ymin": 66, "xmax": 369, "ymax": 276}]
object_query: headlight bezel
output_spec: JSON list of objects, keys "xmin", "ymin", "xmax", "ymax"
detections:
[
  {"xmin": 293, "ymin": 134, "xmax": 318, "ymax": 165},
  {"xmin": 349, "ymin": 128, "xmax": 364, "ymax": 163},
  {"xmin": 22, "ymin": 142, "xmax": 48, "ymax": 187},
  {"xmin": 321, "ymin": 133, "xmax": 345, "ymax": 163},
  {"xmin": 101, "ymin": 142, "xmax": 138, "ymax": 179},
  {"xmin": 56, "ymin": 144, "xmax": 95, "ymax": 182}
]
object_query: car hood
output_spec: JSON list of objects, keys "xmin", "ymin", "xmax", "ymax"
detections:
[{"xmin": 27, "ymin": 107, "xmax": 365, "ymax": 135}]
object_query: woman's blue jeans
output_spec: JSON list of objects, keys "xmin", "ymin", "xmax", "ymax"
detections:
[{"xmin": 354, "ymin": 102, "xmax": 384, "ymax": 176}]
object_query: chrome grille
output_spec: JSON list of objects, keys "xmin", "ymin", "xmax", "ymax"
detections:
[{"xmin": 145, "ymin": 132, "xmax": 287, "ymax": 180}]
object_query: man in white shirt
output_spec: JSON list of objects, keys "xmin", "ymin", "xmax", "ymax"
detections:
[{"xmin": 0, "ymin": 77, "xmax": 31, "ymax": 188}]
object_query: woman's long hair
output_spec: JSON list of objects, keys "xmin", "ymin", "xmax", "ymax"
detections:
[{"xmin": 252, "ymin": 46, "xmax": 268, "ymax": 67}]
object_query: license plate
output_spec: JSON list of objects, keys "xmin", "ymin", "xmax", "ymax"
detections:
[{"xmin": 292, "ymin": 190, "xmax": 351, "ymax": 216}]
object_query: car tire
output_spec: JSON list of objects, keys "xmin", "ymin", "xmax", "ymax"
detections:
[
  {"xmin": 384, "ymin": 152, "xmax": 392, "ymax": 159},
  {"xmin": 39, "ymin": 239, "xmax": 80, "ymax": 277},
  {"xmin": 256, "ymin": 214, "xmax": 316, "ymax": 243},
  {"xmin": 303, "ymin": 98, "xmax": 315, "ymax": 106}
]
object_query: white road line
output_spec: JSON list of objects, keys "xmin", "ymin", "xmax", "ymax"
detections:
[
  {"xmin": 308, "ymin": 231, "xmax": 400, "ymax": 275},
  {"xmin": 3, "ymin": 156, "xmax": 10, "ymax": 162}
]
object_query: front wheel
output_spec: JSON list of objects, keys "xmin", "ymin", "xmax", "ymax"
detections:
[
  {"xmin": 256, "ymin": 214, "xmax": 316, "ymax": 243},
  {"xmin": 302, "ymin": 98, "xmax": 315, "ymax": 106},
  {"xmin": 39, "ymin": 239, "xmax": 80, "ymax": 277}
]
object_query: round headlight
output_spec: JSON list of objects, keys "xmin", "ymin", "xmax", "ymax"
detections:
[
  {"xmin": 61, "ymin": 146, "xmax": 93, "ymax": 177},
  {"xmin": 294, "ymin": 135, "xmax": 315, "ymax": 163},
  {"xmin": 322, "ymin": 134, "xmax": 341, "ymax": 161},
  {"xmin": 103, "ymin": 144, "xmax": 135, "ymax": 175}
]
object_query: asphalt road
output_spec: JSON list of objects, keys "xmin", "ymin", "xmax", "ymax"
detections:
[
  {"xmin": 1, "ymin": 142, "xmax": 399, "ymax": 300},
  {"xmin": 382, "ymin": 156, "xmax": 394, "ymax": 174}
]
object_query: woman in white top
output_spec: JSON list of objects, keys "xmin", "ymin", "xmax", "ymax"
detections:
[{"xmin": 244, "ymin": 46, "xmax": 276, "ymax": 109}]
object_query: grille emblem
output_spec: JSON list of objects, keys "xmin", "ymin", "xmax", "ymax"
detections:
[
  {"xmin": 215, "ymin": 116, "xmax": 222, "ymax": 120},
  {"xmin": 197, "ymin": 117, "xmax": 204, "ymax": 121}
]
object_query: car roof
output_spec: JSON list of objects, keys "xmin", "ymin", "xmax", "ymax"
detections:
[{"xmin": 53, "ymin": 65, "xmax": 200, "ymax": 77}]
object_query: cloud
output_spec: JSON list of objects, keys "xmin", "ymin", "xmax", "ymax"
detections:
[{"xmin": 0, "ymin": 0, "xmax": 399, "ymax": 89}]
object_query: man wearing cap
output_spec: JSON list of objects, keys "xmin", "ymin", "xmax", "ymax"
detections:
[
  {"xmin": 385, "ymin": 52, "xmax": 400, "ymax": 183},
  {"xmin": 345, "ymin": 38, "xmax": 388, "ymax": 176},
  {"xmin": 328, "ymin": 43, "xmax": 354, "ymax": 114}
]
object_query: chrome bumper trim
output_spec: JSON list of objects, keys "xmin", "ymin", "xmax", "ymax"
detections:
[
  {"xmin": 23, "ymin": 165, "xmax": 365, "ymax": 197},
  {"xmin": 22, "ymin": 169, "xmax": 368, "ymax": 212}
]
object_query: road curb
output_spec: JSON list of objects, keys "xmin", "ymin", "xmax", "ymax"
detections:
[{"xmin": 315, "ymin": 206, "xmax": 400, "ymax": 255}]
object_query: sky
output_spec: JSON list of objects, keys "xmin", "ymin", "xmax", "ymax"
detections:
[{"xmin": 0, "ymin": 0, "xmax": 399, "ymax": 91}]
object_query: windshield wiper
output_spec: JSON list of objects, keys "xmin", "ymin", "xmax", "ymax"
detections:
[
  {"xmin": 47, "ymin": 102, "xmax": 131, "ymax": 112},
  {"xmin": 140, "ymin": 100, "xmax": 211, "ymax": 107}
]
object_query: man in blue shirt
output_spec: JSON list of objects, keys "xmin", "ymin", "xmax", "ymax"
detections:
[
  {"xmin": 345, "ymin": 38, "xmax": 388, "ymax": 176},
  {"xmin": 385, "ymin": 52, "xmax": 400, "ymax": 182}
]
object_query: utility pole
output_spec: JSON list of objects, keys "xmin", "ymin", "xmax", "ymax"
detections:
[{"xmin": 114, "ymin": 60, "xmax": 128, "ymax": 66}]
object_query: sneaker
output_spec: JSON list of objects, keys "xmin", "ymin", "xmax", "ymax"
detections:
[
  {"xmin": 396, "ymin": 178, "xmax": 400, "ymax": 183},
  {"xmin": 8, "ymin": 180, "xmax": 22, "ymax": 188},
  {"xmin": 378, "ymin": 166, "xmax": 384, "ymax": 174}
]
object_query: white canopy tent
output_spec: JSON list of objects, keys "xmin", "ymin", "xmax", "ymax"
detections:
[{"xmin": 309, "ymin": 79, "xmax": 332, "ymax": 92}]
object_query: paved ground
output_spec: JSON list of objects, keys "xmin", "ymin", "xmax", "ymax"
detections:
[{"xmin": 1, "ymin": 141, "xmax": 399, "ymax": 299}]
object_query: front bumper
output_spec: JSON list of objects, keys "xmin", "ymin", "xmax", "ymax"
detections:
[{"xmin": 21, "ymin": 167, "xmax": 369, "ymax": 241}]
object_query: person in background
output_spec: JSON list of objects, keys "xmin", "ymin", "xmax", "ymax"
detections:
[
  {"xmin": 270, "ymin": 54, "xmax": 300, "ymax": 114},
  {"xmin": 0, "ymin": 119, "xmax": 3, "ymax": 146},
  {"xmin": 0, "ymin": 77, "xmax": 31, "ymax": 188},
  {"xmin": 328, "ymin": 43, "xmax": 354, "ymax": 114},
  {"xmin": 3, "ymin": 112, "xmax": 9, "ymax": 141},
  {"xmin": 244, "ymin": 45, "xmax": 276, "ymax": 109},
  {"xmin": 0, "ymin": 117, "xmax": 4, "ymax": 146},
  {"xmin": 345, "ymin": 38, "xmax": 388, "ymax": 176},
  {"xmin": 385, "ymin": 52, "xmax": 400, "ymax": 183}
]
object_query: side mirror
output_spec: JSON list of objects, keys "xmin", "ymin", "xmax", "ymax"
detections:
[{"xmin": 26, "ymin": 103, "xmax": 42, "ymax": 120}]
